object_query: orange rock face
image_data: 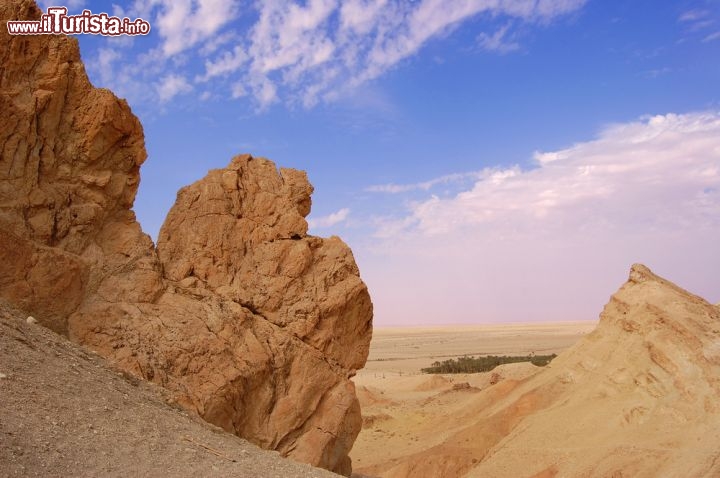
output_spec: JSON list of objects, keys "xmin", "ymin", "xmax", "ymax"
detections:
[{"xmin": 0, "ymin": 1, "xmax": 373, "ymax": 475}]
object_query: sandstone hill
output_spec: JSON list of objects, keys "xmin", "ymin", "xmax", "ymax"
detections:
[
  {"xmin": 354, "ymin": 265, "xmax": 720, "ymax": 478},
  {"xmin": 0, "ymin": 1, "xmax": 372, "ymax": 475}
]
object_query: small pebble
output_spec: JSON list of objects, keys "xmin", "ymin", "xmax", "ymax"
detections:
[
  {"xmin": 0, "ymin": 372, "xmax": 7, "ymax": 379},
  {"xmin": 26, "ymin": 316, "xmax": 37, "ymax": 324}
]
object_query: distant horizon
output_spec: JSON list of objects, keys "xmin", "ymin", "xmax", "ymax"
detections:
[
  {"xmin": 66, "ymin": 0, "xmax": 718, "ymax": 326},
  {"xmin": 370, "ymin": 319, "xmax": 599, "ymax": 329}
]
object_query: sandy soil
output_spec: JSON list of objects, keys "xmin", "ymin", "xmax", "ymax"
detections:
[
  {"xmin": 350, "ymin": 322, "xmax": 595, "ymax": 477},
  {"xmin": 358, "ymin": 322, "xmax": 595, "ymax": 376},
  {"xmin": 0, "ymin": 300, "xmax": 339, "ymax": 478}
]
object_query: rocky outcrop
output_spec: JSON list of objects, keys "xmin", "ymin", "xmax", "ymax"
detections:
[
  {"xmin": 0, "ymin": 1, "xmax": 372, "ymax": 475},
  {"xmin": 156, "ymin": 156, "xmax": 371, "ymax": 372},
  {"xmin": 466, "ymin": 264, "xmax": 720, "ymax": 478},
  {"xmin": 0, "ymin": 0, "xmax": 156, "ymax": 335},
  {"xmin": 68, "ymin": 156, "xmax": 372, "ymax": 474}
]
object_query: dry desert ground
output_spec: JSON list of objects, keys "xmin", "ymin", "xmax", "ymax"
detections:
[{"xmin": 351, "ymin": 322, "xmax": 595, "ymax": 476}]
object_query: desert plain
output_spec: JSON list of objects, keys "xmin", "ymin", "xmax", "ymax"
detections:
[{"xmin": 351, "ymin": 322, "xmax": 595, "ymax": 476}]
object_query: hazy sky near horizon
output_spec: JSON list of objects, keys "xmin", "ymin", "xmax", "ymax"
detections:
[{"xmin": 60, "ymin": 0, "xmax": 719, "ymax": 325}]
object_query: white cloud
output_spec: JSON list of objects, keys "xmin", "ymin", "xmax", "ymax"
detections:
[
  {"xmin": 367, "ymin": 171, "xmax": 486, "ymax": 193},
  {"xmin": 250, "ymin": 74, "xmax": 279, "ymax": 108},
  {"xmin": 80, "ymin": 0, "xmax": 586, "ymax": 109},
  {"xmin": 111, "ymin": 4, "xmax": 125, "ymax": 17},
  {"xmin": 156, "ymin": 74, "xmax": 193, "ymax": 102},
  {"xmin": 534, "ymin": 0, "xmax": 588, "ymax": 19},
  {"xmin": 477, "ymin": 23, "xmax": 521, "ymax": 53},
  {"xmin": 199, "ymin": 31, "xmax": 238, "ymax": 56},
  {"xmin": 244, "ymin": 0, "xmax": 338, "ymax": 108},
  {"xmin": 198, "ymin": 45, "xmax": 248, "ymax": 81},
  {"xmin": 230, "ymin": 81, "xmax": 247, "ymax": 99},
  {"xmin": 679, "ymin": 9, "xmax": 710, "ymax": 22},
  {"xmin": 339, "ymin": 0, "xmax": 388, "ymax": 35},
  {"xmin": 678, "ymin": 8, "xmax": 718, "ymax": 37},
  {"xmin": 308, "ymin": 208, "xmax": 351, "ymax": 229},
  {"xmin": 388, "ymin": 112, "xmax": 720, "ymax": 236},
  {"xmin": 89, "ymin": 47, "xmax": 174, "ymax": 108},
  {"xmin": 703, "ymin": 31, "xmax": 720, "ymax": 42},
  {"xmin": 95, "ymin": 48, "xmax": 120, "ymax": 83},
  {"xmin": 357, "ymin": 111, "xmax": 720, "ymax": 325},
  {"xmin": 154, "ymin": 0, "xmax": 240, "ymax": 57},
  {"xmin": 200, "ymin": 0, "xmax": 586, "ymax": 107}
]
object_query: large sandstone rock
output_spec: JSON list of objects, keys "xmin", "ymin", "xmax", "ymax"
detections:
[
  {"xmin": 156, "ymin": 156, "xmax": 371, "ymax": 371},
  {"xmin": 0, "ymin": 0, "xmax": 157, "ymax": 335},
  {"xmin": 0, "ymin": 1, "xmax": 372, "ymax": 474}
]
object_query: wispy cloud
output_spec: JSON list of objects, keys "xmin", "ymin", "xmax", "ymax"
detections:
[
  {"xmin": 679, "ymin": 9, "xmax": 710, "ymax": 23},
  {"xmin": 642, "ymin": 66, "xmax": 672, "ymax": 79},
  {"xmin": 357, "ymin": 111, "xmax": 720, "ymax": 324},
  {"xmin": 156, "ymin": 74, "xmax": 193, "ymax": 103},
  {"xmin": 678, "ymin": 8, "xmax": 717, "ymax": 35},
  {"xmin": 477, "ymin": 23, "xmax": 521, "ymax": 54},
  {"xmin": 308, "ymin": 208, "xmax": 351, "ymax": 229},
  {"xmin": 82, "ymin": 0, "xmax": 587, "ymax": 109},
  {"xmin": 367, "ymin": 171, "xmax": 487, "ymax": 193},
  {"xmin": 198, "ymin": 45, "xmax": 248, "ymax": 82},
  {"xmin": 386, "ymin": 112, "xmax": 720, "ymax": 236},
  {"xmin": 153, "ymin": 0, "xmax": 240, "ymax": 57},
  {"xmin": 703, "ymin": 31, "xmax": 720, "ymax": 42}
]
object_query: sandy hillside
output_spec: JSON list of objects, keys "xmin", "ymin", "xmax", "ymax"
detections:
[
  {"xmin": 0, "ymin": 300, "xmax": 339, "ymax": 478},
  {"xmin": 351, "ymin": 322, "xmax": 594, "ymax": 476},
  {"xmin": 352, "ymin": 265, "xmax": 720, "ymax": 478}
]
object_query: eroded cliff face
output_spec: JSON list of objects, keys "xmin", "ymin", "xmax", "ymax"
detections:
[
  {"xmin": 464, "ymin": 264, "xmax": 720, "ymax": 478},
  {"xmin": 0, "ymin": 0, "xmax": 158, "ymax": 335},
  {"xmin": 0, "ymin": 1, "xmax": 372, "ymax": 474}
]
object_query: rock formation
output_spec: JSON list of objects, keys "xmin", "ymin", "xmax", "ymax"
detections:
[
  {"xmin": 0, "ymin": 1, "xmax": 372, "ymax": 475},
  {"xmin": 0, "ymin": 298, "xmax": 341, "ymax": 478},
  {"xmin": 363, "ymin": 265, "xmax": 720, "ymax": 478},
  {"xmin": 465, "ymin": 264, "xmax": 720, "ymax": 478}
]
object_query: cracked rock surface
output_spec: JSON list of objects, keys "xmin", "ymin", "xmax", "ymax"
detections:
[{"xmin": 0, "ymin": 1, "xmax": 372, "ymax": 475}]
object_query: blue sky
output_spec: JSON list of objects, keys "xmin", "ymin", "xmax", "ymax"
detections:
[{"xmin": 53, "ymin": 0, "xmax": 719, "ymax": 325}]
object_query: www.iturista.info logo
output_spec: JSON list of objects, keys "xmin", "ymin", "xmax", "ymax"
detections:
[{"xmin": 7, "ymin": 6, "xmax": 151, "ymax": 36}]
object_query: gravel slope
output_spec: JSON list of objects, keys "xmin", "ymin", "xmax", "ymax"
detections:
[{"xmin": 0, "ymin": 300, "xmax": 339, "ymax": 478}]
